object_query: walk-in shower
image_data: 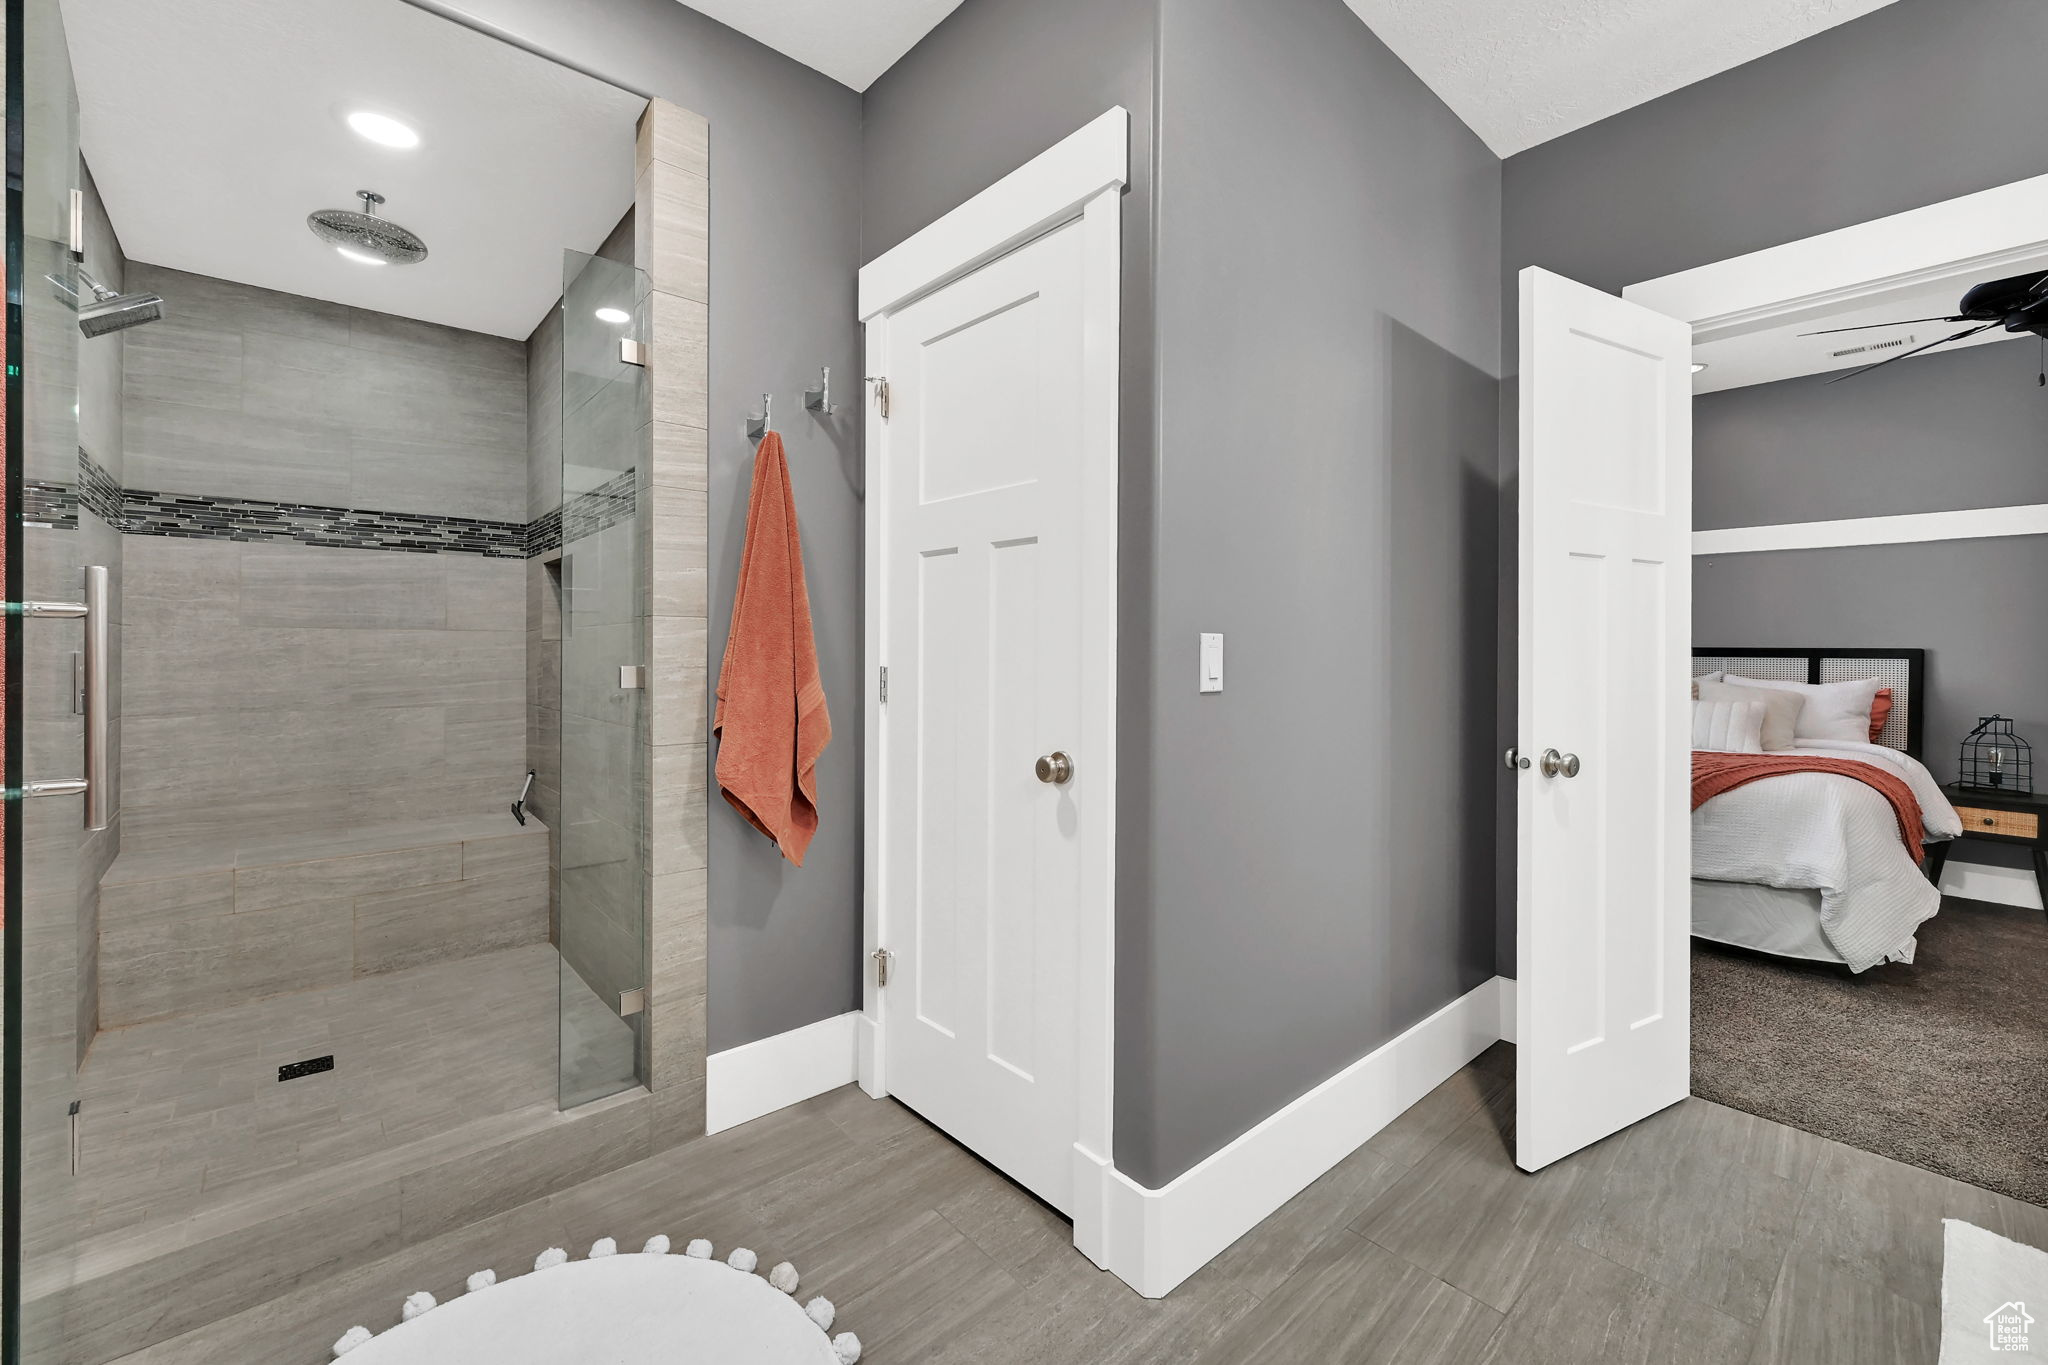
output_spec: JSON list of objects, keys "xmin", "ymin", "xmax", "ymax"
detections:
[{"xmin": 3, "ymin": 1, "xmax": 671, "ymax": 1360}]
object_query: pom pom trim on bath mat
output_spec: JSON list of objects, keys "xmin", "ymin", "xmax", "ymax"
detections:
[{"xmin": 329, "ymin": 1237, "xmax": 857, "ymax": 1364}]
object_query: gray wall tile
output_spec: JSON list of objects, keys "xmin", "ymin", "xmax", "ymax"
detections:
[{"xmin": 121, "ymin": 261, "xmax": 527, "ymax": 522}]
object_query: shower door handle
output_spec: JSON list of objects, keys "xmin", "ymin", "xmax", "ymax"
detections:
[{"xmin": 12, "ymin": 566, "xmax": 109, "ymax": 830}]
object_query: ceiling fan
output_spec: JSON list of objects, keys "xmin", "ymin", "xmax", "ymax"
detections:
[{"xmin": 1798, "ymin": 269, "xmax": 2048, "ymax": 384}]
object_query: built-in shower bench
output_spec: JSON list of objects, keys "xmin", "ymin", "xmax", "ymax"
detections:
[{"xmin": 98, "ymin": 812, "xmax": 551, "ymax": 1028}]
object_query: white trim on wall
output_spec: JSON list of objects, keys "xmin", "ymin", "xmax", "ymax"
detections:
[
  {"xmin": 857, "ymin": 107, "xmax": 1129, "ymax": 322},
  {"xmin": 1692, "ymin": 503, "xmax": 2048, "ymax": 557},
  {"xmin": 1093, "ymin": 978, "xmax": 1509, "ymax": 1299},
  {"xmin": 704, "ymin": 1011, "xmax": 860, "ymax": 1135},
  {"xmin": 1624, "ymin": 172, "xmax": 2048, "ymax": 339}
]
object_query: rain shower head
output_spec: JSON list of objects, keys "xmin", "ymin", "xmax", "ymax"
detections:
[
  {"xmin": 307, "ymin": 190, "xmax": 428, "ymax": 265},
  {"xmin": 74, "ymin": 268, "xmax": 164, "ymax": 337}
]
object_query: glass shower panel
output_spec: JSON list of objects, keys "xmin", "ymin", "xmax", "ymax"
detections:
[
  {"xmin": 8, "ymin": 0, "xmax": 88, "ymax": 1354},
  {"xmin": 556, "ymin": 249, "xmax": 652, "ymax": 1108}
]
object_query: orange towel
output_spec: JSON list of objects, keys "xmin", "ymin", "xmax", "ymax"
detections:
[{"xmin": 715, "ymin": 432, "xmax": 831, "ymax": 865}]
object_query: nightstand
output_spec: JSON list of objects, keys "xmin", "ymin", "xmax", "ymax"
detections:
[{"xmin": 1932, "ymin": 782, "xmax": 2048, "ymax": 913}]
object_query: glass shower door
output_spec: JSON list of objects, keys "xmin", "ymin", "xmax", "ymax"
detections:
[
  {"xmin": 7, "ymin": 0, "xmax": 89, "ymax": 1355},
  {"xmin": 555, "ymin": 249, "xmax": 652, "ymax": 1107}
]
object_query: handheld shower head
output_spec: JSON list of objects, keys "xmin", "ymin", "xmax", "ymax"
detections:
[{"xmin": 75, "ymin": 268, "xmax": 165, "ymax": 336}]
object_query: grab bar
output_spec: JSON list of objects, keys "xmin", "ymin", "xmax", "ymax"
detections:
[{"xmin": 14, "ymin": 565, "xmax": 109, "ymax": 830}]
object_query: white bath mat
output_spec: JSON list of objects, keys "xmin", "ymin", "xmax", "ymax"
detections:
[
  {"xmin": 1942, "ymin": 1219, "xmax": 2048, "ymax": 1362},
  {"xmin": 332, "ymin": 1238, "xmax": 860, "ymax": 1364}
]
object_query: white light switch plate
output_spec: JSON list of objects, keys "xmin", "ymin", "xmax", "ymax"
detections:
[{"xmin": 1199, "ymin": 633, "xmax": 1223, "ymax": 693}]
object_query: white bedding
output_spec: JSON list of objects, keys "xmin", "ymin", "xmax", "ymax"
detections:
[{"xmin": 1692, "ymin": 740, "xmax": 1962, "ymax": 971}]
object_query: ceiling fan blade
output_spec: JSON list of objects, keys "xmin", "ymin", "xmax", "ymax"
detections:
[
  {"xmin": 1824, "ymin": 322, "xmax": 2002, "ymax": 384},
  {"xmin": 1798, "ymin": 316, "xmax": 1966, "ymax": 336}
]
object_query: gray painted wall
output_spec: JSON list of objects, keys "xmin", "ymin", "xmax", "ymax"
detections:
[
  {"xmin": 1139, "ymin": 0, "xmax": 1500, "ymax": 1188},
  {"xmin": 863, "ymin": 0, "xmax": 1500, "ymax": 1187},
  {"xmin": 428, "ymin": 0, "xmax": 866, "ymax": 1051},
  {"xmin": 1695, "ymin": 339, "xmax": 2048, "ymax": 531},
  {"xmin": 1696, "ymin": 537, "xmax": 2048, "ymax": 790},
  {"xmin": 1499, "ymin": 0, "xmax": 2048, "ymax": 969}
]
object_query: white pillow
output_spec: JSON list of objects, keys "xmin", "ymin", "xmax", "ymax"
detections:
[
  {"xmin": 1725, "ymin": 674, "xmax": 1883, "ymax": 744},
  {"xmin": 1692, "ymin": 699, "xmax": 1765, "ymax": 754},
  {"xmin": 1694, "ymin": 680, "xmax": 1802, "ymax": 752},
  {"xmin": 1693, "ymin": 670, "xmax": 1726, "ymax": 684}
]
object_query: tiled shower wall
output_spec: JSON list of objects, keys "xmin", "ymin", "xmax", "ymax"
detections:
[
  {"xmin": 117, "ymin": 266, "xmax": 531, "ymax": 854},
  {"xmin": 525, "ymin": 301, "xmax": 563, "ymax": 925}
]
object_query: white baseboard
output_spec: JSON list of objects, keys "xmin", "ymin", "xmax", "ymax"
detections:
[
  {"xmin": 1497, "ymin": 976, "xmax": 1518, "ymax": 1043},
  {"xmin": 1941, "ymin": 857, "xmax": 2043, "ymax": 911},
  {"xmin": 1092, "ymin": 976, "xmax": 1509, "ymax": 1298},
  {"xmin": 704, "ymin": 1011, "xmax": 860, "ymax": 1135}
]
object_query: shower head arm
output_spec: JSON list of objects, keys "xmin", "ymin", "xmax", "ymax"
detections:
[{"xmin": 74, "ymin": 267, "xmax": 119, "ymax": 304}]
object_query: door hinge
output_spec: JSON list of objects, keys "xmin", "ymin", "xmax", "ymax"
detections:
[
  {"xmin": 872, "ymin": 947, "xmax": 893, "ymax": 988},
  {"xmin": 865, "ymin": 375, "xmax": 890, "ymax": 420},
  {"xmin": 878, "ymin": 665, "xmax": 888, "ymax": 705}
]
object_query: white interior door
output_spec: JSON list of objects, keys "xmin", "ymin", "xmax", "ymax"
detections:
[
  {"xmin": 873, "ymin": 218, "xmax": 1091, "ymax": 1213},
  {"xmin": 1515, "ymin": 266, "xmax": 1693, "ymax": 1172}
]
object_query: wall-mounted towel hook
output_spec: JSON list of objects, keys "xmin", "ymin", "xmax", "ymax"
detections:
[
  {"xmin": 804, "ymin": 366, "xmax": 834, "ymax": 416},
  {"xmin": 746, "ymin": 393, "xmax": 773, "ymax": 441}
]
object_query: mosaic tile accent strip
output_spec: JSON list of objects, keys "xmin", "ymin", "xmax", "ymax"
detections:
[
  {"xmin": 119, "ymin": 489, "xmax": 529, "ymax": 557},
  {"xmin": 560, "ymin": 470, "xmax": 638, "ymax": 546},
  {"xmin": 526, "ymin": 506, "xmax": 562, "ymax": 558},
  {"xmin": 23, "ymin": 480, "xmax": 77, "ymax": 530},
  {"xmin": 40, "ymin": 447, "xmax": 626, "ymax": 560},
  {"xmin": 79, "ymin": 449, "xmax": 122, "ymax": 525}
]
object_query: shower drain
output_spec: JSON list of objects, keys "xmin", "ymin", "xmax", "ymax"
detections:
[{"xmin": 278, "ymin": 1055, "xmax": 335, "ymax": 1082}]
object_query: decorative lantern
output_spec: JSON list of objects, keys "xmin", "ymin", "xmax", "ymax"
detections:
[{"xmin": 1960, "ymin": 715, "xmax": 2033, "ymax": 795}]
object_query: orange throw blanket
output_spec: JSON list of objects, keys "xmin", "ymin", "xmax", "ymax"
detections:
[
  {"xmin": 1692, "ymin": 752, "xmax": 1925, "ymax": 855},
  {"xmin": 714, "ymin": 432, "xmax": 831, "ymax": 865}
]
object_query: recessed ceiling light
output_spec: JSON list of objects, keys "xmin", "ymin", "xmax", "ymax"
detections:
[
  {"xmin": 335, "ymin": 246, "xmax": 389, "ymax": 267},
  {"xmin": 347, "ymin": 110, "xmax": 419, "ymax": 149},
  {"xmin": 594, "ymin": 307, "xmax": 631, "ymax": 325},
  {"xmin": 1691, "ymin": 362, "xmax": 1708, "ymax": 373}
]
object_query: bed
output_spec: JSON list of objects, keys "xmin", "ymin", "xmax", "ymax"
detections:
[{"xmin": 1690, "ymin": 648, "xmax": 1963, "ymax": 971}]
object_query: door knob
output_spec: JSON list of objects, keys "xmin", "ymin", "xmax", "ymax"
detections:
[
  {"xmin": 1539, "ymin": 748, "xmax": 1581, "ymax": 779},
  {"xmin": 1035, "ymin": 751, "xmax": 1073, "ymax": 784}
]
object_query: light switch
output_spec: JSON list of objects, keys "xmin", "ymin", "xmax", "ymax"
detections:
[{"xmin": 1199, "ymin": 633, "xmax": 1224, "ymax": 693}]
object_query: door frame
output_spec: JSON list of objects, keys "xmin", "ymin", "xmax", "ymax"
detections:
[
  {"xmin": 1515, "ymin": 172, "xmax": 2048, "ymax": 1161},
  {"xmin": 1513, "ymin": 172, "xmax": 2048, "ymax": 1133},
  {"xmin": 856, "ymin": 107, "xmax": 1125, "ymax": 1262}
]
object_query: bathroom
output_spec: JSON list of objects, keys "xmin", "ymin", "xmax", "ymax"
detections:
[{"xmin": 8, "ymin": 0, "xmax": 740, "ymax": 1357}]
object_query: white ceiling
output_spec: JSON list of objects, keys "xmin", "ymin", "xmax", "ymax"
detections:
[
  {"xmin": 682, "ymin": 0, "xmax": 1902, "ymax": 155},
  {"xmin": 680, "ymin": 0, "xmax": 969, "ymax": 90},
  {"xmin": 1337, "ymin": 0, "xmax": 1903, "ymax": 156},
  {"xmin": 65, "ymin": 0, "xmax": 645, "ymax": 340}
]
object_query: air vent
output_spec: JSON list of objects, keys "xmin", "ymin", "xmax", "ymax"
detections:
[
  {"xmin": 1830, "ymin": 334, "xmax": 1914, "ymax": 359},
  {"xmin": 279, "ymin": 1055, "xmax": 335, "ymax": 1082}
]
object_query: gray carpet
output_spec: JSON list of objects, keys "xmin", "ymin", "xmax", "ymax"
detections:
[{"xmin": 1691, "ymin": 895, "xmax": 2048, "ymax": 1207}]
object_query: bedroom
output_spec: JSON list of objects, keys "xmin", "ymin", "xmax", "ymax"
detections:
[{"xmin": 1680, "ymin": 242, "xmax": 2048, "ymax": 1208}]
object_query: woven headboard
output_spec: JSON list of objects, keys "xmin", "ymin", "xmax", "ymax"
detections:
[{"xmin": 1692, "ymin": 647, "xmax": 1926, "ymax": 758}]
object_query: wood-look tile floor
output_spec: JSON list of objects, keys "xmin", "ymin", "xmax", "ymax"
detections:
[{"xmin": 111, "ymin": 1043, "xmax": 2044, "ymax": 1365}]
